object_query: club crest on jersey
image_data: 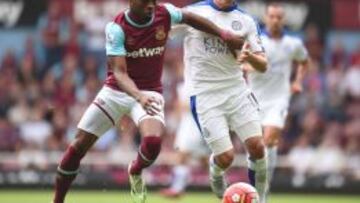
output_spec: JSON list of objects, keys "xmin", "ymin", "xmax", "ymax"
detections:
[
  {"xmin": 231, "ymin": 21, "xmax": 242, "ymax": 31},
  {"xmin": 155, "ymin": 26, "xmax": 166, "ymax": 41}
]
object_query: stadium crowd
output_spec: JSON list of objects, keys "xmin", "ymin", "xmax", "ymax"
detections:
[{"xmin": 0, "ymin": 0, "xmax": 359, "ymax": 184}]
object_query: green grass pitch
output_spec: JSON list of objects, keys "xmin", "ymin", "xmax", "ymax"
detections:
[{"xmin": 0, "ymin": 190, "xmax": 358, "ymax": 203}]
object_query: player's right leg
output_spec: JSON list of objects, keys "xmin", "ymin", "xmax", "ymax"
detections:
[
  {"xmin": 53, "ymin": 130, "xmax": 97, "ymax": 203},
  {"xmin": 53, "ymin": 109, "xmax": 113, "ymax": 203},
  {"xmin": 209, "ymin": 147, "xmax": 234, "ymax": 198},
  {"xmin": 263, "ymin": 126, "xmax": 282, "ymax": 182},
  {"xmin": 53, "ymin": 86, "xmax": 126, "ymax": 203},
  {"xmin": 189, "ymin": 94, "xmax": 233, "ymax": 199},
  {"xmin": 200, "ymin": 119, "xmax": 234, "ymax": 198}
]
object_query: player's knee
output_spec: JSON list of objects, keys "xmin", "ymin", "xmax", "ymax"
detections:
[
  {"xmin": 178, "ymin": 152, "xmax": 190, "ymax": 165},
  {"xmin": 264, "ymin": 129, "xmax": 281, "ymax": 147},
  {"xmin": 245, "ymin": 137, "xmax": 265, "ymax": 160},
  {"xmin": 72, "ymin": 130, "xmax": 98, "ymax": 155},
  {"xmin": 215, "ymin": 150, "xmax": 234, "ymax": 169},
  {"xmin": 58, "ymin": 130, "xmax": 97, "ymax": 173}
]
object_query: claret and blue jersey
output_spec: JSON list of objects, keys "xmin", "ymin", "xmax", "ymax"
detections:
[{"xmin": 104, "ymin": 3, "xmax": 183, "ymax": 93}]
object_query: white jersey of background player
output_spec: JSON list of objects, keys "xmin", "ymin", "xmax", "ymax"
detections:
[
  {"xmin": 160, "ymin": 82, "xmax": 210, "ymax": 197},
  {"xmin": 181, "ymin": 0, "xmax": 268, "ymax": 201},
  {"xmin": 246, "ymin": 3, "xmax": 309, "ymax": 198}
]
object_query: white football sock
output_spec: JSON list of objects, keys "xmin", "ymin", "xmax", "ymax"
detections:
[
  {"xmin": 248, "ymin": 157, "xmax": 268, "ymax": 203},
  {"xmin": 170, "ymin": 165, "xmax": 190, "ymax": 193},
  {"xmin": 267, "ymin": 146, "xmax": 278, "ymax": 183}
]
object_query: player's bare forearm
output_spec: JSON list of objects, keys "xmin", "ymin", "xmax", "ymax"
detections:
[
  {"xmin": 291, "ymin": 59, "xmax": 309, "ymax": 94},
  {"xmin": 238, "ymin": 51, "xmax": 267, "ymax": 73},
  {"xmin": 181, "ymin": 11, "xmax": 222, "ymax": 37},
  {"xmin": 108, "ymin": 56, "xmax": 142, "ymax": 100},
  {"xmin": 294, "ymin": 59, "xmax": 309, "ymax": 83},
  {"xmin": 248, "ymin": 52, "xmax": 267, "ymax": 72}
]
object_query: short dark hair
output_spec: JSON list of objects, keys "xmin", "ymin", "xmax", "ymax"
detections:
[{"xmin": 266, "ymin": 2, "xmax": 284, "ymax": 13}]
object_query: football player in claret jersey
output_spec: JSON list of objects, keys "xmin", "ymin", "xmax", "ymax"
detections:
[
  {"xmin": 246, "ymin": 3, "xmax": 309, "ymax": 199},
  {"xmin": 178, "ymin": 0, "xmax": 269, "ymax": 202},
  {"xmin": 52, "ymin": 0, "xmax": 245, "ymax": 203}
]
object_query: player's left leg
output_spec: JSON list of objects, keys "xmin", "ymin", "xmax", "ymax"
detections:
[
  {"xmin": 263, "ymin": 126, "xmax": 282, "ymax": 182},
  {"xmin": 128, "ymin": 91, "xmax": 165, "ymax": 203},
  {"xmin": 128, "ymin": 118, "xmax": 164, "ymax": 203},
  {"xmin": 161, "ymin": 114, "xmax": 209, "ymax": 197},
  {"xmin": 160, "ymin": 151, "xmax": 191, "ymax": 197},
  {"xmin": 244, "ymin": 134, "xmax": 268, "ymax": 203},
  {"xmin": 261, "ymin": 104, "xmax": 288, "ymax": 187}
]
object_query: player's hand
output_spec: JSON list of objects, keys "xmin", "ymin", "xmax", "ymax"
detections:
[
  {"xmin": 137, "ymin": 94, "xmax": 161, "ymax": 116},
  {"xmin": 237, "ymin": 43, "xmax": 252, "ymax": 64},
  {"xmin": 220, "ymin": 30, "xmax": 245, "ymax": 51},
  {"xmin": 291, "ymin": 81, "xmax": 303, "ymax": 94},
  {"xmin": 237, "ymin": 49, "xmax": 252, "ymax": 64}
]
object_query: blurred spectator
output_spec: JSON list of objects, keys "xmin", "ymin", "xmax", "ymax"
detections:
[
  {"xmin": 344, "ymin": 124, "xmax": 360, "ymax": 180},
  {"xmin": 54, "ymin": 74, "xmax": 76, "ymax": 111},
  {"xmin": 330, "ymin": 40, "xmax": 348, "ymax": 69},
  {"xmin": 342, "ymin": 62, "xmax": 360, "ymax": 98},
  {"xmin": 48, "ymin": 110, "xmax": 69, "ymax": 150},
  {"xmin": 0, "ymin": 50, "xmax": 18, "ymax": 116},
  {"xmin": 76, "ymin": 74, "xmax": 101, "ymax": 104},
  {"xmin": 19, "ymin": 100, "xmax": 53, "ymax": 148},
  {"xmin": 304, "ymin": 24, "xmax": 324, "ymax": 64},
  {"xmin": 51, "ymin": 53, "xmax": 83, "ymax": 88},
  {"xmin": 17, "ymin": 54, "xmax": 38, "ymax": 87},
  {"xmin": 37, "ymin": 0, "xmax": 70, "ymax": 73},
  {"xmin": 308, "ymin": 123, "xmax": 346, "ymax": 176},
  {"xmin": 83, "ymin": 1, "xmax": 108, "ymax": 67},
  {"xmin": 64, "ymin": 22, "xmax": 81, "ymax": 58},
  {"xmin": 41, "ymin": 71, "xmax": 57, "ymax": 104},
  {"xmin": 82, "ymin": 54, "xmax": 104, "ymax": 80},
  {"xmin": 288, "ymin": 135, "xmax": 315, "ymax": 187},
  {"xmin": 0, "ymin": 117, "xmax": 21, "ymax": 152},
  {"xmin": 0, "ymin": 49, "xmax": 17, "ymax": 71},
  {"xmin": 7, "ymin": 97, "xmax": 30, "ymax": 126},
  {"xmin": 349, "ymin": 44, "xmax": 360, "ymax": 66}
]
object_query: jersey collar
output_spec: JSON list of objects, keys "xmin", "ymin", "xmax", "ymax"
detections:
[
  {"xmin": 125, "ymin": 10, "xmax": 155, "ymax": 28},
  {"xmin": 208, "ymin": 0, "xmax": 237, "ymax": 12}
]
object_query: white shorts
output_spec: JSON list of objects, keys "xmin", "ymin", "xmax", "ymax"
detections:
[
  {"xmin": 260, "ymin": 100, "xmax": 289, "ymax": 129},
  {"xmin": 174, "ymin": 113, "xmax": 210, "ymax": 157},
  {"xmin": 77, "ymin": 86, "xmax": 165, "ymax": 137},
  {"xmin": 191, "ymin": 86, "xmax": 262, "ymax": 155}
]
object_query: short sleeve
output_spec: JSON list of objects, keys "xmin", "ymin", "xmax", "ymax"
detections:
[
  {"xmin": 246, "ymin": 18, "xmax": 264, "ymax": 53},
  {"xmin": 293, "ymin": 39, "xmax": 308, "ymax": 62},
  {"xmin": 105, "ymin": 22, "xmax": 126, "ymax": 56},
  {"xmin": 164, "ymin": 3, "xmax": 183, "ymax": 25}
]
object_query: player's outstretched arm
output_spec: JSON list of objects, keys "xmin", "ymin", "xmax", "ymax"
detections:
[
  {"xmin": 180, "ymin": 11, "xmax": 245, "ymax": 50},
  {"xmin": 291, "ymin": 59, "xmax": 310, "ymax": 94},
  {"xmin": 109, "ymin": 56, "xmax": 160, "ymax": 115}
]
